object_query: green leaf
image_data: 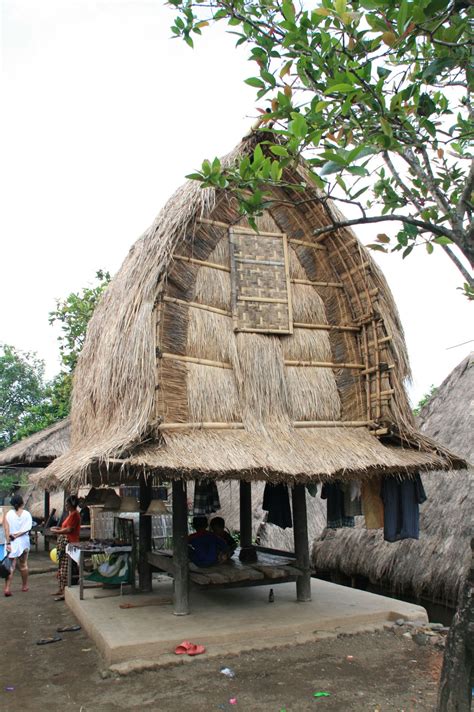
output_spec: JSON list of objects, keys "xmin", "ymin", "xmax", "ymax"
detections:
[
  {"xmin": 376, "ymin": 233, "xmax": 391, "ymax": 243},
  {"xmin": 426, "ymin": 242, "xmax": 434, "ymax": 254},
  {"xmin": 432, "ymin": 236, "xmax": 453, "ymax": 245},
  {"xmin": 271, "ymin": 160, "xmax": 282, "ymax": 181},
  {"xmin": 367, "ymin": 243, "xmax": 388, "ymax": 253},
  {"xmin": 185, "ymin": 172, "xmax": 204, "ymax": 181},
  {"xmin": 253, "ymin": 144, "xmax": 264, "ymax": 167},
  {"xmin": 402, "ymin": 245, "xmax": 414, "ymax": 259},
  {"xmin": 289, "ymin": 112, "xmax": 308, "ymax": 139},
  {"xmin": 320, "ymin": 160, "xmax": 342, "ymax": 176},
  {"xmin": 324, "ymin": 83, "xmax": 355, "ymax": 94},
  {"xmin": 334, "ymin": 0, "xmax": 346, "ymax": 15},
  {"xmin": 282, "ymin": 0, "xmax": 296, "ymax": 23},
  {"xmin": 270, "ymin": 145, "xmax": 290, "ymax": 157},
  {"xmin": 245, "ymin": 77, "xmax": 265, "ymax": 88}
]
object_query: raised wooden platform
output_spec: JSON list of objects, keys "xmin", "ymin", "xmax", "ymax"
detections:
[{"xmin": 147, "ymin": 549, "xmax": 307, "ymax": 589}]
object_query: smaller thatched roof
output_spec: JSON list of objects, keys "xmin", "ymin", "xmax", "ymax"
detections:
[
  {"xmin": 0, "ymin": 419, "xmax": 70, "ymax": 468},
  {"xmin": 312, "ymin": 353, "xmax": 474, "ymax": 604}
]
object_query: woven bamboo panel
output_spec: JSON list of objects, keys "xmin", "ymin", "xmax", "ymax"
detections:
[{"xmin": 229, "ymin": 229, "xmax": 293, "ymax": 333}]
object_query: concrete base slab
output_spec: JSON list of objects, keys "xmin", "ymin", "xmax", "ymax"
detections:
[{"xmin": 65, "ymin": 578, "xmax": 428, "ymax": 667}]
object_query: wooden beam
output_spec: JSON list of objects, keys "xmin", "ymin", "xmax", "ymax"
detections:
[
  {"xmin": 138, "ymin": 473, "xmax": 153, "ymax": 592},
  {"xmin": 292, "ymin": 485, "xmax": 311, "ymax": 602},
  {"xmin": 173, "ymin": 254, "xmax": 230, "ymax": 272},
  {"xmin": 44, "ymin": 491, "xmax": 50, "ymax": 552},
  {"xmin": 172, "ymin": 479, "xmax": 189, "ymax": 616},
  {"xmin": 239, "ymin": 481, "xmax": 252, "ymax": 549}
]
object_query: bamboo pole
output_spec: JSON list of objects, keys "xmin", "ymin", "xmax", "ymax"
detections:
[
  {"xmin": 173, "ymin": 254, "xmax": 230, "ymax": 272},
  {"xmin": 159, "ymin": 422, "xmax": 245, "ymax": 431},
  {"xmin": 361, "ymin": 324, "xmax": 372, "ymax": 424},
  {"xmin": 370, "ymin": 389, "xmax": 394, "ymax": 399},
  {"xmin": 294, "ymin": 420, "xmax": 371, "ymax": 428},
  {"xmin": 288, "ymin": 238, "xmax": 326, "ymax": 251},
  {"xmin": 291, "ymin": 278, "xmax": 344, "ymax": 288},
  {"xmin": 282, "ymin": 233, "xmax": 294, "ymax": 334},
  {"xmin": 237, "ymin": 295, "xmax": 289, "ymax": 304},
  {"xmin": 293, "ymin": 322, "xmax": 360, "ymax": 333},
  {"xmin": 163, "ymin": 296, "xmax": 232, "ymax": 317},
  {"xmin": 161, "ymin": 353, "xmax": 232, "ymax": 370},
  {"xmin": 284, "ymin": 360, "xmax": 365, "ymax": 369},
  {"xmin": 339, "ymin": 261, "xmax": 371, "ymax": 279},
  {"xmin": 372, "ymin": 319, "xmax": 382, "ymax": 419},
  {"xmin": 236, "ymin": 327, "xmax": 292, "ymax": 334},
  {"xmin": 199, "ymin": 217, "xmax": 284, "ymax": 238},
  {"xmin": 360, "ymin": 364, "xmax": 395, "ymax": 376}
]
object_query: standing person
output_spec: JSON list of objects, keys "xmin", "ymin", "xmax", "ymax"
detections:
[
  {"xmin": 3, "ymin": 494, "xmax": 33, "ymax": 597},
  {"xmin": 50, "ymin": 495, "xmax": 80, "ymax": 599}
]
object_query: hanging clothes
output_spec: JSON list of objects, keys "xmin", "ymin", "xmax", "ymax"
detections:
[
  {"xmin": 361, "ymin": 476, "xmax": 384, "ymax": 529},
  {"xmin": 320, "ymin": 482, "xmax": 355, "ymax": 529},
  {"xmin": 193, "ymin": 480, "xmax": 221, "ymax": 516},
  {"xmin": 306, "ymin": 483, "xmax": 318, "ymax": 498},
  {"xmin": 342, "ymin": 483, "xmax": 362, "ymax": 517},
  {"xmin": 381, "ymin": 473, "xmax": 427, "ymax": 542},
  {"xmin": 262, "ymin": 484, "xmax": 292, "ymax": 529}
]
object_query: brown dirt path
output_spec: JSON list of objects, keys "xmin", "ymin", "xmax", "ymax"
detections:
[{"xmin": 2, "ymin": 564, "xmax": 442, "ymax": 711}]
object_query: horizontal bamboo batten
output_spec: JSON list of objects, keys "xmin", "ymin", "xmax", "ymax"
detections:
[
  {"xmin": 288, "ymin": 238, "xmax": 327, "ymax": 251},
  {"xmin": 291, "ymin": 278, "xmax": 344, "ymax": 289},
  {"xmin": 163, "ymin": 296, "xmax": 232, "ymax": 317},
  {"xmin": 360, "ymin": 364, "xmax": 395, "ymax": 376},
  {"xmin": 293, "ymin": 420, "xmax": 372, "ymax": 428},
  {"xmin": 157, "ymin": 420, "xmax": 373, "ymax": 430},
  {"xmin": 237, "ymin": 296, "xmax": 289, "ymax": 304},
  {"xmin": 173, "ymin": 254, "xmax": 230, "ymax": 272},
  {"xmin": 158, "ymin": 422, "xmax": 245, "ymax": 431},
  {"xmin": 161, "ymin": 353, "xmax": 232, "ymax": 370},
  {"xmin": 370, "ymin": 389, "xmax": 395, "ymax": 399},
  {"xmin": 284, "ymin": 360, "xmax": 365, "ymax": 370},
  {"xmin": 293, "ymin": 322, "xmax": 360, "ymax": 333},
  {"xmin": 340, "ymin": 261, "xmax": 371, "ymax": 279},
  {"xmin": 236, "ymin": 327, "xmax": 292, "ymax": 334}
]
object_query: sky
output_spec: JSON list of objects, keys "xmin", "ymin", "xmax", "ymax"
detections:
[{"xmin": 1, "ymin": 0, "xmax": 473, "ymax": 407}]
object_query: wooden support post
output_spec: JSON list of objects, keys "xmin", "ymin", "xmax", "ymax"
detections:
[
  {"xmin": 292, "ymin": 485, "xmax": 312, "ymax": 602},
  {"xmin": 172, "ymin": 479, "xmax": 189, "ymax": 615},
  {"xmin": 239, "ymin": 481, "xmax": 252, "ymax": 549},
  {"xmin": 43, "ymin": 490, "xmax": 50, "ymax": 551},
  {"xmin": 138, "ymin": 473, "xmax": 153, "ymax": 592}
]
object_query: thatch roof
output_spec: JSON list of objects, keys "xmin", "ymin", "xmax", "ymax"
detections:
[
  {"xmin": 0, "ymin": 419, "xmax": 70, "ymax": 468},
  {"xmin": 39, "ymin": 132, "xmax": 464, "ymax": 491},
  {"xmin": 312, "ymin": 353, "xmax": 474, "ymax": 604}
]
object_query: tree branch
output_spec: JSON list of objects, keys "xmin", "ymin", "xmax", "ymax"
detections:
[
  {"xmin": 311, "ymin": 214, "xmax": 454, "ymax": 239},
  {"xmin": 441, "ymin": 245, "xmax": 474, "ymax": 287},
  {"xmin": 382, "ymin": 151, "xmax": 424, "ymax": 212}
]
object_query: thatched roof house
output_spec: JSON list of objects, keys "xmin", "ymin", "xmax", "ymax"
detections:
[
  {"xmin": 0, "ymin": 419, "xmax": 70, "ymax": 469},
  {"xmin": 312, "ymin": 353, "xmax": 473, "ymax": 604},
  {"xmin": 40, "ymin": 132, "xmax": 462, "ymax": 492}
]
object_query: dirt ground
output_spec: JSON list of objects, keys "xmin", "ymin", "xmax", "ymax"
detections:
[{"xmin": 2, "ymin": 558, "xmax": 443, "ymax": 712}]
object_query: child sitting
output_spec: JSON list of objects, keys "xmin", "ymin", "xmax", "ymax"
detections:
[
  {"xmin": 209, "ymin": 517, "xmax": 237, "ymax": 557},
  {"xmin": 188, "ymin": 516, "xmax": 230, "ymax": 567}
]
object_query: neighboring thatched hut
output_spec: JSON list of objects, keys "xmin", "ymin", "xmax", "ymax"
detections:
[
  {"xmin": 0, "ymin": 419, "xmax": 70, "ymax": 469},
  {"xmin": 38, "ymin": 132, "xmax": 464, "ymax": 611},
  {"xmin": 312, "ymin": 353, "xmax": 473, "ymax": 606}
]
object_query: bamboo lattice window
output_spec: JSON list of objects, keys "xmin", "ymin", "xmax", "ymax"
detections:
[{"xmin": 229, "ymin": 227, "xmax": 293, "ymax": 334}]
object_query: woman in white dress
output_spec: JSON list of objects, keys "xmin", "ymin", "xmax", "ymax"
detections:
[{"xmin": 3, "ymin": 494, "xmax": 32, "ymax": 597}]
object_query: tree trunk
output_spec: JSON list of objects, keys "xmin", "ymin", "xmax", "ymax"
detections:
[{"xmin": 437, "ymin": 539, "xmax": 473, "ymax": 711}]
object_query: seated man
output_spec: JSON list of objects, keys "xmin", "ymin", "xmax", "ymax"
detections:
[
  {"xmin": 188, "ymin": 516, "xmax": 230, "ymax": 567},
  {"xmin": 210, "ymin": 517, "xmax": 237, "ymax": 557}
]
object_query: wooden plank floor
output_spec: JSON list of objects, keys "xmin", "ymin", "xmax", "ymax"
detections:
[{"xmin": 147, "ymin": 549, "xmax": 309, "ymax": 588}]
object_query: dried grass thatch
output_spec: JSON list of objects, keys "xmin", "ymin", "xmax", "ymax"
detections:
[
  {"xmin": 38, "ymin": 132, "xmax": 465, "ymax": 492},
  {"xmin": 0, "ymin": 419, "xmax": 70, "ymax": 468},
  {"xmin": 312, "ymin": 354, "xmax": 474, "ymax": 604}
]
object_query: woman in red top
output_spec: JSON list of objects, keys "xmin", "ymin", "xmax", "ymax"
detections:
[{"xmin": 50, "ymin": 495, "xmax": 81, "ymax": 599}]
